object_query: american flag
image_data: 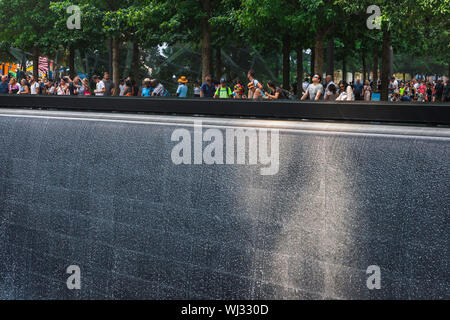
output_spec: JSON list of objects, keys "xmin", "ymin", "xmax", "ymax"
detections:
[{"xmin": 38, "ymin": 57, "xmax": 49, "ymax": 76}]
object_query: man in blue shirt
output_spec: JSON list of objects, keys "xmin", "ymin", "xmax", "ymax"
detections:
[
  {"xmin": 200, "ymin": 74, "xmax": 215, "ymax": 98},
  {"xmin": 176, "ymin": 76, "xmax": 188, "ymax": 98},
  {"xmin": 141, "ymin": 78, "xmax": 153, "ymax": 97},
  {"xmin": 353, "ymin": 78, "xmax": 364, "ymax": 100},
  {"xmin": 0, "ymin": 76, "xmax": 9, "ymax": 94}
]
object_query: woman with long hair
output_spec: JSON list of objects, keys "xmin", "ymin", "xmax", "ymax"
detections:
[
  {"xmin": 363, "ymin": 80, "xmax": 372, "ymax": 101},
  {"xmin": 264, "ymin": 80, "xmax": 288, "ymax": 99},
  {"xmin": 56, "ymin": 79, "xmax": 69, "ymax": 95},
  {"xmin": 81, "ymin": 78, "xmax": 91, "ymax": 96},
  {"xmin": 18, "ymin": 79, "xmax": 30, "ymax": 94},
  {"xmin": 8, "ymin": 77, "xmax": 19, "ymax": 94},
  {"xmin": 336, "ymin": 80, "xmax": 354, "ymax": 101}
]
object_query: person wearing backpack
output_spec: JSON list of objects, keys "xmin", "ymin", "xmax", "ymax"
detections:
[{"xmin": 214, "ymin": 78, "xmax": 233, "ymax": 99}]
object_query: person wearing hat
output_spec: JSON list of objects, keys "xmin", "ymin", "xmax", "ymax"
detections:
[
  {"xmin": 214, "ymin": 78, "xmax": 233, "ymax": 99},
  {"xmin": 176, "ymin": 76, "xmax": 188, "ymax": 98},
  {"xmin": 141, "ymin": 78, "xmax": 153, "ymax": 97}
]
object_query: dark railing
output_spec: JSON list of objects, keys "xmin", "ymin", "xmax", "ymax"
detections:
[{"xmin": 0, "ymin": 94, "xmax": 449, "ymax": 125}]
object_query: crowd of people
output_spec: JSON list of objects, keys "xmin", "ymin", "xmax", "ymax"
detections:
[{"xmin": 1, "ymin": 70, "xmax": 449, "ymax": 103}]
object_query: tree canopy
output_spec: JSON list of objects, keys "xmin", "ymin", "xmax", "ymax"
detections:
[{"xmin": 0, "ymin": 0, "xmax": 447, "ymax": 98}]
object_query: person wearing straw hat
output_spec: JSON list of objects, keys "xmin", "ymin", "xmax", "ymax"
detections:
[{"xmin": 176, "ymin": 76, "xmax": 188, "ymax": 98}]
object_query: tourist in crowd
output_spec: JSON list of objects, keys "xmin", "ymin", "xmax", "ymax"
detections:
[
  {"xmin": 247, "ymin": 69, "xmax": 264, "ymax": 92},
  {"xmin": 247, "ymin": 82, "xmax": 262, "ymax": 100},
  {"xmin": 93, "ymin": 75, "xmax": 105, "ymax": 96},
  {"xmin": 78, "ymin": 78, "xmax": 92, "ymax": 96},
  {"xmin": 56, "ymin": 79, "xmax": 69, "ymax": 95},
  {"xmin": 151, "ymin": 79, "xmax": 166, "ymax": 96},
  {"xmin": 102, "ymin": 72, "xmax": 115, "ymax": 96},
  {"xmin": 0, "ymin": 76, "xmax": 8, "ymax": 94},
  {"xmin": 80, "ymin": 78, "xmax": 91, "ymax": 96},
  {"xmin": 233, "ymin": 81, "xmax": 246, "ymax": 99},
  {"xmin": 363, "ymin": 80, "xmax": 372, "ymax": 101},
  {"xmin": 123, "ymin": 79, "xmax": 135, "ymax": 96},
  {"xmin": 193, "ymin": 81, "xmax": 201, "ymax": 98},
  {"xmin": 443, "ymin": 78, "xmax": 450, "ymax": 102},
  {"xmin": 67, "ymin": 76, "xmax": 76, "ymax": 95},
  {"xmin": 302, "ymin": 77, "xmax": 310, "ymax": 94},
  {"xmin": 324, "ymin": 75, "xmax": 335, "ymax": 97},
  {"xmin": 391, "ymin": 89, "xmax": 400, "ymax": 102},
  {"xmin": 119, "ymin": 79, "xmax": 126, "ymax": 96},
  {"xmin": 44, "ymin": 79, "xmax": 55, "ymax": 95},
  {"xmin": 426, "ymin": 82, "xmax": 433, "ymax": 102},
  {"xmin": 29, "ymin": 76, "xmax": 39, "ymax": 95},
  {"xmin": 18, "ymin": 79, "xmax": 30, "ymax": 94},
  {"xmin": 200, "ymin": 74, "xmax": 215, "ymax": 98},
  {"xmin": 8, "ymin": 78, "xmax": 19, "ymax": 94},
  {"xmin": 141, "ymin": 78, "xmax": 153, "ymax": 96},
  {"xmin": 301, "ymin": 74, "xmax": 323, "ymax": 101},
  {"xmin": 264, "ymin": 80, "xmax": 288, "ymax": 100},
  {"xmin": 400, "ymin": 82, "xmax": 411, "ymax": 101},
  {"xmin": 433, "ymin": 79, "xmax": 443, "ymax": 102},
  {"xmin": 324, "ymin": 83, "xmax": 338, "ymax": 101},
  {"xmin": 336, "ymin": 80, "xmax": 354, "ymax": 101},
  {"xmin": 353, "ymin": 78, "xmax": 364, "ymax": 100},
  {"xmin": 214, "ymin": 78, "xmax": 233, "ymax": 99},
  {"xmin": 176, "ymin": 76, "xmax": 188, "ymax": 98}
]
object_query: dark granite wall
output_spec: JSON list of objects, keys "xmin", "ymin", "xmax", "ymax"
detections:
[{"xmin": 0, "ymin": 111, "xmax": 448, "ymax": 299}]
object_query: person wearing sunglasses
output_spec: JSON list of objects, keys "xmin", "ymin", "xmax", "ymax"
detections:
[
  {"xmin": 336, "ymin": 80, "xmax": 355, "ymax": 101},
  {"xmin": 301, "ymin": 74, "xmax": 323, "ymax": 101}
]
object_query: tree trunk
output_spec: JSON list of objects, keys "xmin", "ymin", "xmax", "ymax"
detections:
[
  {"xmin": 282, "ymin": 35, "xmax": 291, "ymax": 90},
  {"xmin": 296, "ymin": 45, "xmax": 303, "ymax": 99},
  {"xmin": 108, "ymin": 39, "xmax": 113, "ymax": 76},
  {"xmin": 215, "ymin": 47, "xmax": 222, "ymax": 80},
  {"xmin": 112, "ymin": 37, "xmax": 120, "ymax": 96},
  {"xmin": 314, "ymin": 32, "xmax": 325, "ymax": 76},
  {"xmin": 32, "ymin": 46, "xmax": 39, "ymax": 79},
  {"xmin": 310, "ymin": 47, "xmax": 315, "ymax": 77},
  {"xmin": 132, "ymin": 42, "xmax": 140, "ymax": 83},
  {"xmin": 201, "ymin": 0, "xmax": 212, "ymax": 81},
  {"xmin": 68, "ymin": 46, "xmax": 75, "ymax": 79},
  {"xmin": 381, "ymin": 29, "xmax": 391, "ymax": 101},
  {"xmin": 372, "ymin": 47, "xmax": 378, "ymax": 87},
  {"xmin": 389, "ymin": 45, "xmax": 394, "ymax": 77},
  {"xmin": 326, "ymin": 37, "xmax": 334, "ymax": 79},
  {"xmin": 362, "ymin": 48, "xmax": 367, "ymax": 83},
  {"xmin": 85, "ymin": 51, "xmax": 89, "ymax": 76},
  {"xmin": 342, "ymin": 54, "xmax": 347, "ymax": 83}
]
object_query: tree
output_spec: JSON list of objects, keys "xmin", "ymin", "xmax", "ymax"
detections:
[
  {"xmin": 0, "ymin": 0, "xmax": 54, "ymax": 79},
  {"xmin": 337, "ymin": 0, "xmax": 449, "ymax": 100},
  {"xmin": 48, "ymin": 0, "xmax": 104, "ymax": 78}
]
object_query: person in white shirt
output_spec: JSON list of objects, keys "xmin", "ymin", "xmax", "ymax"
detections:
[
  {"xmin": 56, "ymin": 79, "xmax": 69, "ymax": 95},
  {"xmin": 336, "ymin": 80, "xmax": 355, "ymax": 101},
  {"xmin": 119, "ymin": 79, "xmax": 126, "ymax": 96},
  {"xmin": 301, "ymin": 74, "xmax": 323, "ymax": 101},
  {"xmin": 93, "ymin": 75, "xmax": 105, "ymax": 96},
  {"xmin": 29, "ymin": 76, "xmax": 40, "ymax": 95},
  {"xmin": 302, "ymin": 78, "xmax": 310, "ymax": 94}
]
